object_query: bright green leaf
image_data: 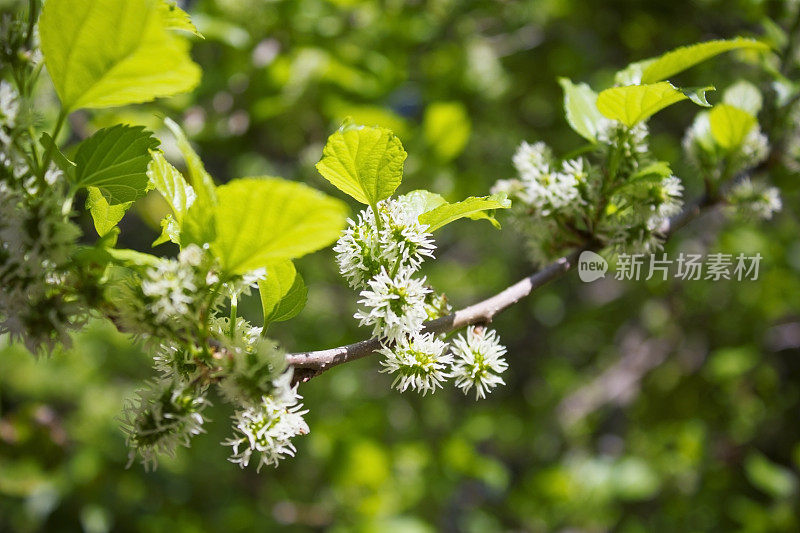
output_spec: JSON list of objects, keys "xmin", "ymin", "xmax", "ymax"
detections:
[
  {"xmin": 153, "ymin": 214, "xmax": 181, "ymax": 246},
  {"xmin": 164, "ymin": 118, "xmax": 216, "ymax": 205},
  {"xmin": 258, "ymin": 261, "xmax": 308, "ymax": 327},
  {"xmin": 86, "ymin": 187, "xmax": 132, "ymax": 237},
  {"xmin": 147, "ymin": 151, "xmax": 196, "ymax": 222},
  {"xmin": 73, "ymin": 125, "xmax": 160, "ymax": 204},
  {"xmin": 419, "ymin": 193, "xmax": 511, "ymax": 232},
  {"xmin": 744, "ymin": 453, "xmax": 798, "ymax": 499},
  {"xmin": 316, "ymin": 124, "xmax": 407, "ymax": 207},
  {"xmin": 558, "ymin": 78, "xmax": 607, "ymax": 142},
  {"xmin": 39, "ymin": 0, "xmax": 201, "ymax": 111},
  {"xmin": 159, "ymin": 0, "xmax": 203, "ymax": 37},
  {"xmin": 709, "ymin": 103, "xmax": 757, "ymax": 149},
  {"xmin": 640, "ymin": 38, "xmax": 769, "ymax": 84},
  {"xmin": 723, "ymin": 80, "xmax": 763, "ymax": 115},
  {"xmin": 596, "ymin": 82, "xmax": 713, "ymax": 127},
  {"xmin": 212, "ymin": 177, "xmax": 348, "ymax": 275},
  {"xmin": 398, "ymin": 190, "xmax": 447, "ymax": 218},
  {"xmin": 423, "ymin": 102, "xmax": 471, "ymax": 161}
]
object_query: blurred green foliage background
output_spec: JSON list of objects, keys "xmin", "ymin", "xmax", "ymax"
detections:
[{"xmin": 2, "ymin": 0, "xmax": 800, "ymax": 531}]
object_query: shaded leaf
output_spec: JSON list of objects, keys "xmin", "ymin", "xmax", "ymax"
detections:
[
  {"xmin": 73, "ymin": 125, "xmax": 160, "ymax": 204},
  {"xmin": 259, "ymin": 261, "xmax": 308, "ymax": 327},
  {"xmin": 86, "ymin": 187, "xmax": 132, "ymax": 237}
]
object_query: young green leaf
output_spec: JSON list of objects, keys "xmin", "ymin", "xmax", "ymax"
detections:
[
  {"xmin": 86, "ymin": 187, "xmax": 132, "ymax": 237},
  {"xmin": 316, "ymin": 124, "xmax": 407, "ymax": 207},
  {"xmin": 709, "ymin": 104, "xmax": 757, "ymax": 149},
  {"xmin": 398, "ymin": 190, "xmax": 447, "ymax": 218},
  {"xmin": 418, "ymin": 193, "xmax": 511, "ymax": 232},
  {"xmin": 164, "ymin": 118, "xmax": 217, "ymax": 206},
  {"xmin": 423, "ymin": 102, "xmax": 471, "ymax": 161},
  {"xmin": 258, "ymin": 261, "xmax": 308, "ymax": 327},
  {"xmin": 640, "ymin": 38, "xmax": 769, "ymax": 84},
  {"xmin": 147, "ymin": 151, "xmax": 196, "ymax": 222},
  {"xmin": 159, "ymin": 1, "xmax": 203, "ymax": 37},
  {"xmin": 596, "ymin": 83, "xmax": 713, "ymax": 127},
  {"xmin": 558, "ymin": 78, "xmax": 607, "ymax": 142},
  {"xmin": 73, "ymin": 125, "xmax": 160, "ymax": 204},
  {"xmin": 212, "ymin": 177, "xmax": 348, "ymax": 275},
  {"xmin": 39, "ymin": 0, "xmax": 201, "ymax": 112}
]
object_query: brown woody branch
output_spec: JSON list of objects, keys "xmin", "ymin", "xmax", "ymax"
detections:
[{"xmin": 287, "ymin": 194, "xmax": 718, "ymax": 383}]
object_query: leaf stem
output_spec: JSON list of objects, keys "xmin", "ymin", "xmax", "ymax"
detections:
[{"xmin": 370, "ymin": 202, "xmax": 383, "ymax": 231}]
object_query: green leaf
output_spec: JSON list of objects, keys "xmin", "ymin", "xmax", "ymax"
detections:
[
  {"xmin": 212, "ymin": 177, "xmax": 348, "ymax": 275},
  {"xmin": 723, "ymin": 80, "xmax": 763, "ymax": 115},
  {"xmin": 423, "ymin": 102, "xmax": 471, "ymax": 161},
  {"xmin": 596, "ymin": 83, "xmax": 714, "ymax": 127},
  {"xmin": 258, "ymin": 261, "xmax": 308, "ymax": 327},
  {"xmin": 640, "ymin": 38, "xmax": 769, "ymax": 84},
  {"xmin": 398, "ymin": 190, "xmax": 447, "ymax": 218},
  {"xmin": 153, "ymin": 214, "xmax": 181, "ymax": 246},
  {"xmin": 86, "ymin": 187, "xmax": 132, "ymax": 237},
  {"xmin": 39, "ymin": 0, "xmax": 201, "ymax": 112},
  {"xmin": 418, "ymin": 193, "xmax": 511, "ymax": 232},
  {"xmin": 163, "ymin": 119, "xmax": 217, "ymax": 247},
  {"xmin": 709, "ymin": 103, "xmax": 757, "ymax": 149},
  {"xmin": 558, "ymin": 78, "xmax": 607, "ymax": 142},
  {"xmin": 147, "ymin": 151, "xmax": 196, "ymax": 222},
  {"xmin": 316, "ymin": 124, "xmax": 407, "ymax": 207},
  {"xmin": 744, "ymin": 453, "xmax": 797, "ymax": 499},
  {"xmin": 39, "ymin": 133, "xmax": 76, "ymax": 179},
  {"xmin": 164, "ymin": 118, "xmax": 216, "ymax": 206},
  {"xmin": 159, "ymin": 0, "xmax": 203, "ymax": 37},
  {"xmin": 73, "ymin": 125, "xmax": 160, "ymax": 204}
]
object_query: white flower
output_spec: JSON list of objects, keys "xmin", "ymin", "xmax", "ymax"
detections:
[
  {"xmin": 727, "ymin": 178, "xmax": 782, "ymax": 220},
  {"xmin": 450, "ymin": 327, "xmax": 508, "ymax": 400},
  {"xmin": 122, "ymin": 380, "xmax": 209, "ymax": 471},
  {"xmin": 223, "ymin": 387, "xmax": 309, "ymax": 471},
  {"xmin": 508, "ymin": 141, "xmax": 581, "ymax": 215},
  {"xmin": 141, "ymin": 244, "xmax": 208, "ymax": 325},
  {"xmin": 0, "ymin": 80, "xmax": 19, "ymax": 130},
  {"xmin": 334, "ymin": 200, "xmax": 435, "ymax": 289},
  {"xmin": 647, "ymin": 175, "xmax": 684, "ymax": 226},
  {"xmin": 354, "ymin": 267, "xmax": 431, "ymax": 341},
  {"xmin": 378, "ymin": 332, "xmax": 452, "ymax": 395}
]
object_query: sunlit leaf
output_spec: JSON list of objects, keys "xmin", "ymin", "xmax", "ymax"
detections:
[
  {"xmin": 558, "ymin": 78, "xmax": 607, "ymax": 142},
  {"xmin": 419, "ymin": 193, "xmax": 511, "ymax": 232},
  {"xmin": 640, "ymin": 38, "xmax": 769, "ymax": 84},
  {"xmin": 596, "ymin": 83, "xmax": 713, "ymax": 127},
  {"xmin": 316, "ymin": 123, "xmax": 406, "ymax": 207},
  {"xmin": 709, "ymin": 103, "xmax": 757, "ymax": 149},
  {"xmin": 39, "ymin": 0, "xmax": 201, "ymax": 111},
  {"xmin": 212, "ymin": 177, "xmax": 348, "ymax": 275},
  {"xmin": 86, "ymin": 187, "xmax": 132, "ymax": 237}
]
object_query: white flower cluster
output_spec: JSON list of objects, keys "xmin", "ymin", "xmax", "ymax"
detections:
[
  {"xmin": 727, "ymin": 178, "xmax": 782, "ymax": 221},
  {"xmin": 336, "ymin": 198, "xmax": 508, "ymax": 398},
  {"xmin": 117, "ymin": 244, "xmax": 219, "ymax": 342},
  {"xmin": 683, "ymin": 111, "xmax": 769, "ymax": 177},
  {"xmin": 493, "ymin": 142, "xmax": 586, "ymax": 216},
  {"xmin": 494, "ymin": 124, "xmax": 687, "ymax": 261},
  {"xmin": 334, "ymin": 198, "xmax": 435, "ymax": 290},
  {"xmin": 122, "ymin": 380, "xmax": 209, "ymax": 471},
  {"xmin": 223, "ymin": 385, "xmax": 309, "ymax": 472}
]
